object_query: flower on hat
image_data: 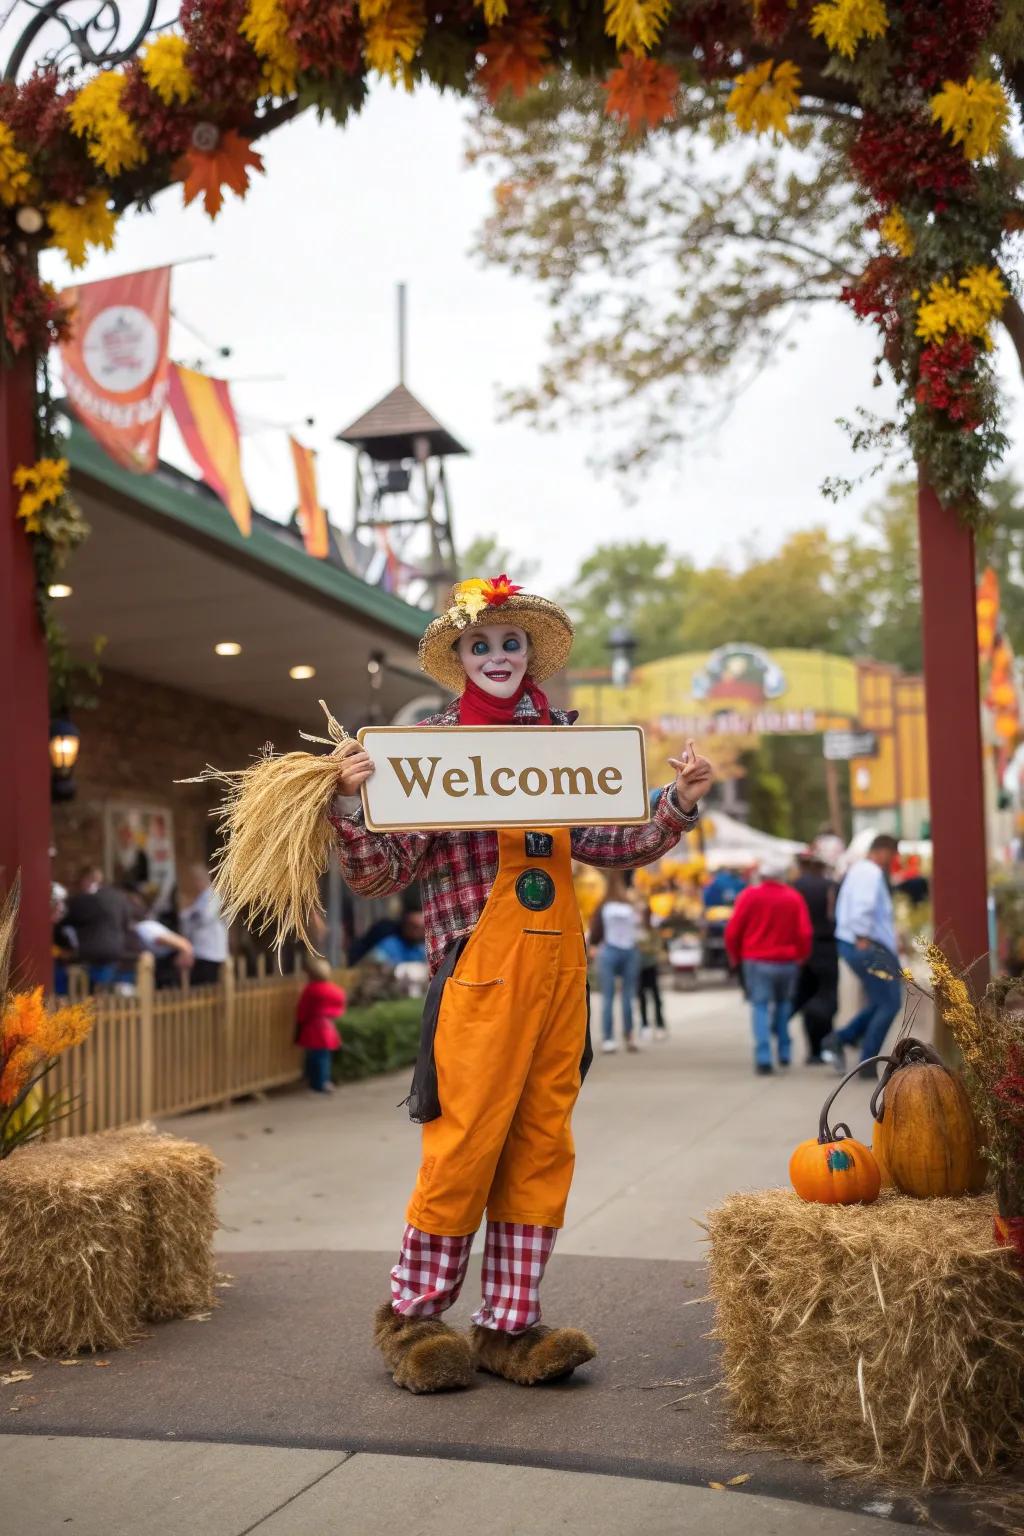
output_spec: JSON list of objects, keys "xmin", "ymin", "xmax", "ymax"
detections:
[
  {"xmin": 480, "ymin": 573, "xmax": 522, "ymax": 606},
  {"xmin": 448, "ymin": 573, "xmax": 523, "ymax": 627}
]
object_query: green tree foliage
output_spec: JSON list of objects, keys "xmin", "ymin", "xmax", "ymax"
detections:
[
  {"xmin": 466, "ymin": 78, "xmax": 1024, "ymax": 488},
  {"xmin": 738, "ymin": 742, "xmax": 793, "ymax": 840},
  {"xmin": 557, "ymin": 475, "xmax": 1024, "ymax": 673},
  {"xmin": 458, "ymin": 533, "xmax": 540, "ymax": 586},
  {"xmin": 467, "ymin": 77, "xmax": 863, "ymax": 478}
]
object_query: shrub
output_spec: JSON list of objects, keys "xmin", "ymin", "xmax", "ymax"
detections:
[{"xmin": 334, "ymin": 997, "xmax": 423, "ymax": 1083}]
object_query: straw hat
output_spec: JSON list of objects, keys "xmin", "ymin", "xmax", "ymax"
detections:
[{"xmin": 418, "ymin": 575, "xmax": 575, "ymax": 693}]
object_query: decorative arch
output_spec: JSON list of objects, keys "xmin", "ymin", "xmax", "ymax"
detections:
[{"xmin": 1, "ymin": 0, "xmax": 1018, "ymax": 986}]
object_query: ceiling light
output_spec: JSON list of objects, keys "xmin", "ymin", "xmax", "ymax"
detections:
[
  {"xmin": 215, "ymin": 642, "xmax": 242, "ymax": 656},
  {"xmin": 289, "ymin": 664, "xmax": 316, "ymax": 680},
  {"xmin": 48, "ymin": 583, "xmax": 72, "ymax": 599}
]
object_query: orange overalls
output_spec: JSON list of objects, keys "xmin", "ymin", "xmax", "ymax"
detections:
[{"xmin": 407, "ymin": 827, "xmax": 589, "ymax": 1238}]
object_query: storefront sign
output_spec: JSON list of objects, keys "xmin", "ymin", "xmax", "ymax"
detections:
[
  {"xmin": 824, "ymin": 730, "xmax": 879, "ymax": 761},
  {"xmin": 359, "ymin": 725, "xmax": 649, "ymax": 831}
]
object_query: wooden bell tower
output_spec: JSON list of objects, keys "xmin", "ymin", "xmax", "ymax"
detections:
[{"xmin": 336, "ymin": 286, "xmax": 466, "ymax": 612}]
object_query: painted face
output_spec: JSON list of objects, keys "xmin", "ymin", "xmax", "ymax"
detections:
[{"xmin": 456, "ymin": 624, "xmax": 530, "ymax": 698}]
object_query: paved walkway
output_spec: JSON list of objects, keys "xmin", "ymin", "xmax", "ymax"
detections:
[
  {"xmin": 0, "ymin": 985, "xmax": 969, "ymax": 1534},
  {"xmin": 165, "ymin": 983, "xmax": 870, "ymax": 1262}
]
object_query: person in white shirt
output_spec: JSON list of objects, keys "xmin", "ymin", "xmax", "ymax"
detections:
[
  {"xmin": 822, "ymin": 833, "xmax": 902, "ymax": 1080},
  {"xmin": 178, "ymin": 865, "xmax": 229, "ymax": 986},
  {"xmin": 589, "ymin": 872, "xmax": 640, "ymax": 1054}
]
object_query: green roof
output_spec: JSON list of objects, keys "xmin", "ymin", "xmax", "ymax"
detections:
[{"xmin": 66, "ymin": 419, "xmax": 432, "ymax": 643}]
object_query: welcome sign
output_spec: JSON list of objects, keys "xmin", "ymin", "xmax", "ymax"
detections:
[{"xmin": 359, "ymin": 725, "xmax": 650, "ymax": 832}]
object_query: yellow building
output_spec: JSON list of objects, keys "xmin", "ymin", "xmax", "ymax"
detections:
[{"xmin": 569, "ymin": 643, "xmax": 930, "ymax": 837}]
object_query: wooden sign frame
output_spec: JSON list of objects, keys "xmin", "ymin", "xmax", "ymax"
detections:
[{"xmin": 358, "ymin": 724, "xmax": 651, "ymax": 833}]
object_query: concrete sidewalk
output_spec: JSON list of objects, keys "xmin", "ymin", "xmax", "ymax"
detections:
[
  {"xmin": 161, "ymin": 982, "xmax": 873, "ymax": 1262},
  {"xmin": 2, "ymin": 986, "xmax": 961, "ymax": 1535},
  {"xmin": 0, "ymin": 1438, "xmax": 922, "ymax": 1536}
]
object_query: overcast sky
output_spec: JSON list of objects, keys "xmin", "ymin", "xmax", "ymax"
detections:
[{"xmin": 40, "ymin": 83, "xmax": 1024, "ymax": 595}]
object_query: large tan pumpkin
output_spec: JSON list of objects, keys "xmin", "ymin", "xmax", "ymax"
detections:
[{"xmin": 871, "ymin": 1038, "xmax": 986, "ymax": 1199}]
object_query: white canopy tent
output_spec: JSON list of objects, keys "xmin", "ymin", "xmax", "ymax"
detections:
[{"xmin": 681, "ymin": 810, "xmax": 807, "ymax": 871}]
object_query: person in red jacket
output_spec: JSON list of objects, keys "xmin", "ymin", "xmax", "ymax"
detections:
[
  {"xmin": 294, "ymin": 956, "xmax": 347, "ymax": 1094},
  {"xmin": 725, "ymin": 856, "xmax": 812, "ymax": 1074}
]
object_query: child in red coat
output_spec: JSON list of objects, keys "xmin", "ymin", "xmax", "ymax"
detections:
[{"xmin": 295, "ymin": 956, "xmax": 346, "ymax": 1094}]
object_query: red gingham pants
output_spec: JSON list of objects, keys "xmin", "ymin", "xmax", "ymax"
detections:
[{"xmin": 390, "ymin": 1221, "xmax": 557, "ymax": 1333}]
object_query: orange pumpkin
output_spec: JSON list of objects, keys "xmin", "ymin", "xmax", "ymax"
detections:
[
  {"xmin": 790, "ymin": 1125, "xmax": 881, "ymax": 1205},
  {"xmin": 791, "ymin": 1060, "xmax": 885, "ymax": 1204},
  {"xmin": 870, "ymin": 1038, "xmax": 985, "ymax": 1199},
  {"xmin": 871, "ymin": 1124, "xmax": 895, "ymax": 1189}
]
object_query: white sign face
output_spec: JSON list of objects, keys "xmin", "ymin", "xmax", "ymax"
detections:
[
  {"xmin": 359, "ymin": 725, "xmax": 650, "ymax": 832},
  {"xmin": 82, "ymin": 305, "xmax": 160, "ymax": 392}
]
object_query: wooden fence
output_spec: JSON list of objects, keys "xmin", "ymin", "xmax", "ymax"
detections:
[{"xmin": 48, "ymin": 953, "xmax": 317, "ymax": 1138}]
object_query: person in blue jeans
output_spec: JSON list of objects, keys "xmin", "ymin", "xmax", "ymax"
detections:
[
  {"xmin": 590, "ymin": 874, "xmax": 640, "ymax": 1054},
  {"xmin": 824, "ymin": 834, "xmax": 903, "ymax": 1080},
  {"xmin": 725, "ymin": 857, "xmax": 812, "ymax": 1074}
]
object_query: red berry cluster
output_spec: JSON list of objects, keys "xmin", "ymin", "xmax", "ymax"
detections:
[
  {"xmin": 120, "ymin": 68, "xmax": 196, "ymax": 158},
  {"xmin": 850, "ymin": 112, "xmax": 974, "ymax": 206},
  {"xmin": 672, "ymin": 0, "xmax": 749, "ymax": 80},
  {"xmin": 3, "ymin": 262, "xmax": 71, "ymax": 355},
  {"xmin": 993, "ymin": 1043, "xmax": 1024, "ymax": 1123},
  {"xmin": 0, "ymin": 70, "xmax": 93, "ymax": 204},
  {"xmin": 748, "ymin": 0, "xmax": 804, "ymax": 44},
  {"xmin": 915, "ymin": 333, "xmax": 982, "ymax": 429},
  {"xmin": 841, "ymin": 254, "xmax": 903, "ymax": 338},
  {"xmin": 284, "ymin": 0, "xmax": 364, "ymax": 75},
  {"xmin": 179, "ymin": 0, "xmax": 264, "ymax": 109},
  {"xmin": 894, "ymin": 0, "xmax": 997, "ymax": 91}
]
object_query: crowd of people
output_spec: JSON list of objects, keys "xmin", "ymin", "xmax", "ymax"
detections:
[
  {"xmin": 56, "ymin": 828, "xmax": 917, "ymax": 1090},
  {"xmin": 52, "ymin": 863, "xmax": 230, "ymax": 994},
  {"xmin": 585, "ymin": 830, "xmax": 919, "ymax": 1080}
]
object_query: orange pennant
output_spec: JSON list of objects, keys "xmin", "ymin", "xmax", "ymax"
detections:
[
  {"xmin": 167, "ymin": 364, "xmax": 251, "ymax": 536},
  {"xmin": 289, "ymin": 436, "xmax": 329, "ymax": 559}
]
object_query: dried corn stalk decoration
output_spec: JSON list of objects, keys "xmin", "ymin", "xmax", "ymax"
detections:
[{"xmin": 181, "ymin": 700, "xmax": 361, "ymax": 954}]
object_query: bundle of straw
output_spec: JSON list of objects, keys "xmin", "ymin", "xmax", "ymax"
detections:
[
  {"xmin": 706, "ymin": 1189, "xmax": 1024, "ymax": 1485},
  {"xmin": 181, "ymin": 700, "xmax": 361, "ymax": 954},
  {"xmin": 0, "ymin": 1126, "xmax": 219, "ymax": 1357}
]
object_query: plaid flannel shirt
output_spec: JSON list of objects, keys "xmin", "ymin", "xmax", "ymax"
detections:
[{"xmin": 329, "ymin": 695, "xmax": 700, "ymax": 975}]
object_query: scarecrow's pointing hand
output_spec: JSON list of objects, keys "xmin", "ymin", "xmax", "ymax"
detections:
[
  {"xmin": 668, "ymin": 740, "xmax": 713, "ymax": 813},
  {"xmin": 337, "ymin": 749, "xmax": 375, "ymax": 797}
]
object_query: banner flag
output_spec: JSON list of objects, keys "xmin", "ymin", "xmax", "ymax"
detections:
[
  {"xmin": 168, "ymin": 364, "xmax": 252, "ymax": 536},
  {"xmin": 977, "ymin": 565, "xmax": 999, "ymax": 660},
  {"xmin": 58, "ymin": 266, "xmax": 171, "ymax": 473},
  {"xmin": 288, "ymin": 436, "xmax": 329, "ymax": 558}
]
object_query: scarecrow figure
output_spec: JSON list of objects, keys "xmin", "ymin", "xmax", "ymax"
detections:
[{"xmin": 330, "ymin": 576, "xmax": 714, "ymax": 1394}]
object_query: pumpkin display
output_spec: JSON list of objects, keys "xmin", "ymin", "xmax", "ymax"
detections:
[
  {"xmin": 789, "ymin": 1126, "xmax": 882, "ymax": 1206},
  {"xmin": 870, "ymin": 1038, "xmax": 986, "ymax": 1199}
]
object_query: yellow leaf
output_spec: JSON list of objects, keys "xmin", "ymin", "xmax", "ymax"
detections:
[
  {"xmin": 708, "ymin": 1481, "xmax": 725, "ymax": 1490},
  {"xmin": 727, "ymin": 1473, "xmax": 752, "ymax": 1485}
]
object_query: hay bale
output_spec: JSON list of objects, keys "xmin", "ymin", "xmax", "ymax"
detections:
[
  {"xmin": 0, "ymin": 1126, "xmax": 220, "ymax": 1358},
  {"xmin": 706, "ymin": 1189, "xmax": 1024, "ymax": 1485}
]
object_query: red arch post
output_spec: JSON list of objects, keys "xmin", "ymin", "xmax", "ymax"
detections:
[
  {"xmin": 917, "ymin": 470, "xmax": 990, "ymax": 1014},
  {"xmin": 0, "ymin": 354, "xmax": 52, "ymax": 988}
]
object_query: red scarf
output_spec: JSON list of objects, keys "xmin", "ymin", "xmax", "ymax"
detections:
[{"xmin": 459, "ymin": 674, "xmax": 552, "ymax": 725}]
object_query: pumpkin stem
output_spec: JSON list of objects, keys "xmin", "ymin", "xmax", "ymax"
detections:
[
  {"xmin": 818, "ymin": 1055, "xmax": 893, "ymax": 1143},
  {"xmin": 870, "ymin": 1036, "xmax": 947, "ymax": 1123}
]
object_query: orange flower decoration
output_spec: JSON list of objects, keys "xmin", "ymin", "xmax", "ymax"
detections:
[
  {"xmin": 480, "ymin": 573, "xmax": 523, "ymax": 606},
  {"xmin": 174, "ymin": 129, "xmax": 265, "ymax": 219},
  {"xmin": 476, "ymin": 13, "xmax": 550, "ymax": 103},
  {"xmin": 602, "ymin": 55, "xmax": 679, "ymax": 135},
  {"xmin": 0, "ymin": 986, "xmax": 93, "ymax": 1105}
]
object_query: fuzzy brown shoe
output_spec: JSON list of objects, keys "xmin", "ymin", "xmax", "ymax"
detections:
[
  {"xmin": 373, "ymin": 1301, "xmax": 474, "ymax": 1394},
  {"xmin": 471, "ymin": 1323, "xmax": 596, "ymax": 1385}
]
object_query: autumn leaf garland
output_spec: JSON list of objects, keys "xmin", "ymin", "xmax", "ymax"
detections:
[{"xmin": 0, "ymin": 0, "xmax": 1018, "ymax": 523}]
